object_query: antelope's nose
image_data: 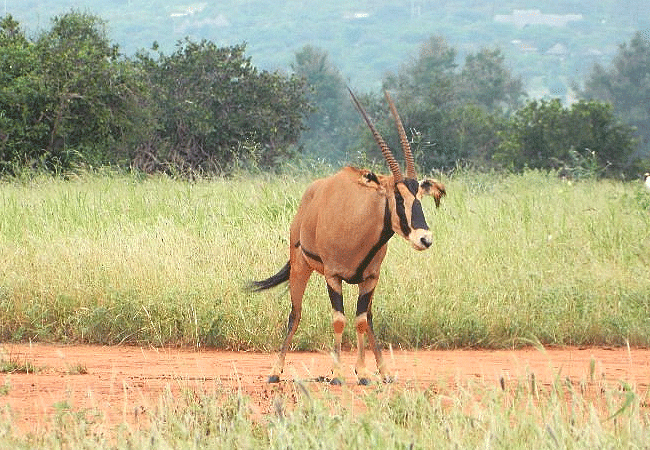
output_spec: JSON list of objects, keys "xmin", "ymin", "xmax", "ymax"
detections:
[{"xmin": 409, "ymin": 229, "xmax": 432, "ymax": 250}]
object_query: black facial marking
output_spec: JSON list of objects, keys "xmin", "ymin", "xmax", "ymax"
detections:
[
  {"xmin": 403, "ymin": 178, "xmax": 420, "ymax": 195},
  {"xmin": 395, "ymin": 180, "xmax": 429, "ymax": 234},
  {"xmin": 394, "ymin": 188, "xmax": 411, "ymax": 237},
  {"xmin": 410, "ymin": 199, "xmax": 429, "ymax": 230},
  {"xmin": 327, "ymin": 284, "xmax": 344, "ymax": 313},
  {"xmin": 344, "ymin": 200, "xmax": 394, "ymax": 285},
  {"xmin": 356, "ymin": 289, "xmax": 374, "ymax": 316}
]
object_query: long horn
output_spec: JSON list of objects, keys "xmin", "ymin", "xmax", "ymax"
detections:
[
  {"xmin": 384, "ymin": 90, "xmax": 416, "ymax": 179},
  {"xmin": 348, "ymin": 87, "xmax": 403, "ymax": 182}
]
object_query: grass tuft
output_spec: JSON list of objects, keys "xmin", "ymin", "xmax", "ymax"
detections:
[
  {"xmin": 66, "ymin": 363, "xmax": 88, "ymax": 375},
  {"xmin": 0, "ymin": 347, "xmax": 39, "ymax": 374},
  {"xmin": 0, "ymin": 357, "xmax": 38, "ymax": 374}
]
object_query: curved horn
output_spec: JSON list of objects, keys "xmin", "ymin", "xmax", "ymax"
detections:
[
  {"xmin": 348, "ymin": 87, "xmax": 403, "ymax": 182},
  {"xmin": 384, "ymin": 90, "xmax": 416, "ymax": 179}
]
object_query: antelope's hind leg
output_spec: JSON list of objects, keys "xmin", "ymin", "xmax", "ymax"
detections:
[
  {"xmin": 268, "ymin": 304, "xmax": 301, "ymax": 383},
  {"xmin": 268, "ymin": 261, "xmax": 312, "ymax": 383},
  {"xmin": 355, "ymin": 282, "xmax": 393, "ymax": 385}
]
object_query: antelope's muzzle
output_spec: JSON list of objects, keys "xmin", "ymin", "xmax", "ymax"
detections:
[{"xmin": 409, "ymin": 228, "xmax": 432, "ymax": 250}]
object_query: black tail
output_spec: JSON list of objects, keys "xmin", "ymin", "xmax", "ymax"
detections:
[{"xmin": 249, "ymin": 261, "xmax": 291, "ymax": 292}]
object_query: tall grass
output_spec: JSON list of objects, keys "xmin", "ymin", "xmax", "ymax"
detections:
[
  {"xmin": 379, "ymin": 170, "xmax": 650, "ymax": 349},
  {"xmin": 1, "ymin": 169, "xmax": 649, "ymax": 349}
]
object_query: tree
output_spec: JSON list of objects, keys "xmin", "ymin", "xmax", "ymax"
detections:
[
  {"xmin": 495, "ymin": 99, "xmax": 638, "ymax": 177},
  {"xmin": 291, "ymin": 45, "xmax": 354, "ymax": 160},
  {"xmin": 581, "ymin": 31, "xmax": 650, "ymax": 165},
  {"xmin": 35, "ymin": 12, "xmax": 142, "ymax": 169},
  {"xmin": 0, "ymin": 15, "xmax": 46, "ymax": 173},
  {"xmin": 383, "ymin": 36, "xmax": 457, "ymax": 110},
  {"xmin": 0, "ymin": 12, "xmax": 310, "ymax": 175},
  {"xmin": 374, "ymin": 37, "xmax": 520, "ymax": 171},
  {"xmin": 378, "ymin": 37, "xmax": 461, "ymax": 170},
  {"xmin": 0, "ymin": 12, "xmax": 144, "ymax": 174},
  {"xmin": 459, "ymin": 48, "xmax": 525, "ymax": 113},
  {"xmin": 138, "ymin": 39, "xmax": 310, "ymax": 173}
]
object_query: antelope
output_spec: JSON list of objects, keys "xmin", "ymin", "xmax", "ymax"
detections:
[{"xmin": 251, "ymin": 89, "xmax": 446, "ymax": 385}]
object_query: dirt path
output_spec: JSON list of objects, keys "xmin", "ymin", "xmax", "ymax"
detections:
[{"xmin": 2, "ymin": 344, "xmax": 650, "ymax": 432}]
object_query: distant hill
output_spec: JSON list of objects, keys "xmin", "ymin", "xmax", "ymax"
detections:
[{"xmin": 13, "ymin": 0, "xmax": 649, "ymax": 98}]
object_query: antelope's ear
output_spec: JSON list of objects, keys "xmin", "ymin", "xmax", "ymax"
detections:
[{"xmin": 419, "ymin": 179, "xmax": 446, "ymax": 208}]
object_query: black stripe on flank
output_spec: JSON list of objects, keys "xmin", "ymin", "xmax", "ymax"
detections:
[
  {"xmin": 301, "ymin": 247, "xmax": 323, "ymax": 263},
  {"xmin": 403, "ymin": 179, "xmax": 420, "ymax": 195},
  {"xmin": 345, "ymin": 200, "xmax": 394, "ymax": 285}
]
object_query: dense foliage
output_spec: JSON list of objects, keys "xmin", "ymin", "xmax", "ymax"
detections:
[
  {"xmin": 135, "ymin": 40, "xmax": 309, "ymax": 173},
  {"xmin": 339, "ymin": 36, "xmax": 641, "ymax": 176},
  {"xmin": 377, "ymin": 37, "xmax": 524, "ymax": 170},
  {"xmin": 0, "ymin": 12, "xmax": 310, "ymax": 175},
  {"xmin": 0, "ymin": 13, "xmax": 140, "ymax": 173},
  {"xmin": 495, "ymin": 99, "xmax": 638, "ymax": 176},
  {"xmin": 291, "ymin": 45, "xmax": 357, "ymax": 160}
]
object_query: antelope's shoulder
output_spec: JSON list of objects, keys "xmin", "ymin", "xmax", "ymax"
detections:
[{"xmin": 337, "ymin": 166, "xmax": 392, "ymax": 191}]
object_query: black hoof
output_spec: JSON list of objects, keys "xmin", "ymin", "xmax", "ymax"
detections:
[
  {"xmin": 267, "ymin": 375, "xmax": 281, "ymax": 383},
  {"xmin": 330, "ymin": 377, "xmax": 344, "ymax": 386},
  {"xmin": 358, "ymin": 377, "xmax": 371, "ymax": 386}
]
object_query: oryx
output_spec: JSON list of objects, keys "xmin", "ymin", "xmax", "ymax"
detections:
[{"xmin": 251, "ymin": 89, "xmax": 445, "ymax": 385}]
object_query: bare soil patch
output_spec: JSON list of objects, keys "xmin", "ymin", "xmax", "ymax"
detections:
[{"xmin": 2, "ymin": 344, "xmax": 649, "ymax": 432}]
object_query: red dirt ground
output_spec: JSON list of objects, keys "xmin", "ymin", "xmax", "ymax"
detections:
[{"xmin": 2, "ymin": 344, "xmax": 650, "ymax": 433}]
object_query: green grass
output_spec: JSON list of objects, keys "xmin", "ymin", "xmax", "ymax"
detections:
[
  {"xmin": 1, "ymin": 373, "xmax": 649, "ymax": 449},
  {"xmin": 0, "ymin": 169, "xmax": 649, "ymax": 350},
  {"xmin": 0, "ymin": 355, "xmax": 38, "ymax": 374}
]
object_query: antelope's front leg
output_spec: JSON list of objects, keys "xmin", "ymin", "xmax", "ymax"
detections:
[
  {"xmin": 326, "ymin": 278, "xmax": 346, "ymax": 385},
  {"xmin": 356, "ymin": 281, "xmax": 393, "ymax": 384}
]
